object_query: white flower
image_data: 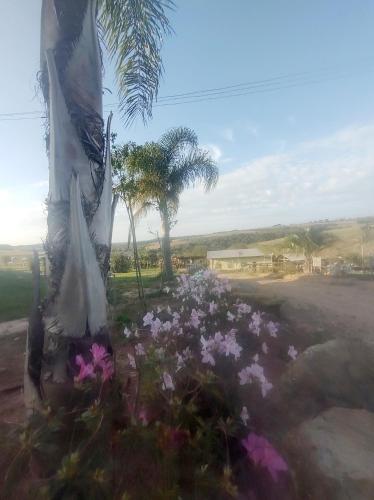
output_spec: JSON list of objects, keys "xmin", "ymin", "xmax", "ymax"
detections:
[
  {"xmin": 123, "ymin": 327, "xmax": 132, "ymax": 338},
  {"xmin": 262, "ymin": 342, "xmax": 268, "ymax": 354},
  {"xmin": 161, "ymin": 372, "xmax": 175, "ymax": 391},
  {"xmin": 150, "ymin": 318, "xmax": 162, "ymax": 338},
  {"xmin": 190, "ymin": 308, "xmax": 200, "ymax": 328},
  {"xmin": 127, "ymin": 353, "xmax": 136, "ymax": 369},
  {"xmin": 209, "ymin": 301, "xmax": 218, "ymax": 315},
  {"xmin": 288, "ymin": 345, "xmax": 298, "ymax": 360},
  {"xmin": 261, "ymin": 380, "xmax": 273, "ymax": 397},
  {"xmin": 162, "ymin": 321, "xmax": 172, "ymax": 332},
  {"xmin": 240, "ymin": 406, "xmax": 250, "ymax": 425},
  {"xmin": 267, "ymin": 321, "xmax": 279, "ymax": 338},
  {"xmin": 201, "ymin": 350, "xmax": 216, "ymax": 366},
  {"xmin": 164, "ymin": 286, "xmax": 170, "ymax": 294},
  {"xmin": 249, "ymin": 312, "xmax": 262, "ymax": 336},
  {"xmin": 143, "ymin": 311, "xmax": 154, "ymax": 326},
  {"xmin": 237, "ymin": 303, "xmax": 252, "ymax": 315},
  {"xmin": 227, "ymin": 311, "xmax": 235, "ymax": 322},
  {"xmin": 135, "ymin": 343, "xmax": 146, "ymax": 356}
]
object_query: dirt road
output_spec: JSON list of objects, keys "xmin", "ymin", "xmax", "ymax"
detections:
[{"xmin": 226, "ymin": 273, "xmax": 374, "ymax": 342}]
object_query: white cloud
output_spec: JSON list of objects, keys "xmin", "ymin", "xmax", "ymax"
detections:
[
  {"xmin": 123, "ymin": 123, "xmax": 374, "ymax": 241},
  {"xmin": 202, "ymin": 143, "xmax": 222, "ymax": 162},
  {"xmin": 3, "ymin": 123, "xmax": 374, "ymax": 245}
]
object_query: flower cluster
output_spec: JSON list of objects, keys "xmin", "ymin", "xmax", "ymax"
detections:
[
  {"xmin": 123, "ymin": 271, "xmax": 298, "ymax": 405},
  {"xmin": 74, "ymin": 343, "xmax": 114, "ymax": 383}
]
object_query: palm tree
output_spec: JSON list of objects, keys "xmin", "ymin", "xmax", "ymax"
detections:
[
  {"xmin": 285, "ymin": 229, "xmax": 320, "ymax": 273},
  {"xmin": 126, "ymin": 127, "xmax": 219, "ymax": 280},
  {"xmin": 112, "ymin": 142, "xmax": 145, "ymax": 302},
  {"xmin": 26, "ymin": 0, "xmax": 172, "ymax": 409}
]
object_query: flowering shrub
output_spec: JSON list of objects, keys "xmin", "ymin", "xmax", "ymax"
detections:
[
  {"xmin": 117, "ymin": 270, "xmax": 295, "ymax": 496},
  {"xmin": 7, "ymin": 271, "xmax": 296, "ymax": 498}
]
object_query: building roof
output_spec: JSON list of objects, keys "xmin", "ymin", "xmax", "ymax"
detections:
[
  {"xmin": 207, "ymin": 248, "xmax": 266, "ymax": 259},
  {"xmin": 282, "ymin": 253, "xmax": 305, "ymax": 262}
]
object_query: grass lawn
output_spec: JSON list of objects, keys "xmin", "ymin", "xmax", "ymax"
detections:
[
  {"xmin": 0, "ymin": 268, "xmax": 162, "ymax": 324},
  {"xmin": 108, "ymin": 268, "xmax": 162, "ymax": 304},
  {"xmin": 0, "ymin": 270, "xmax": 46, "ymax": 322}
]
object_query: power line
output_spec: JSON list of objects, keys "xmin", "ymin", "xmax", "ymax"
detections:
[{"xmin": 1, "ymin": 61, "xmax": 373, "ymax": 121}]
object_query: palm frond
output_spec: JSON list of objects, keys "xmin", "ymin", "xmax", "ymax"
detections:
[
  {"xmin": 159, "ymin": 127, "xmax": 198, "ymax": 163},
  {"xmin": 99, "ymin": 0, "xmax": 174, "ymax": 124},
  {"xmin": 170, "ymin": 148, "xmax": 219, "ymax": 193}
]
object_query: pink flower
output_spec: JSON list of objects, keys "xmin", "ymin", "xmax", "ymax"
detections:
[
  {"xmin": 75, "ymin": 355, "xmax": 95, "ymax": 382},
  {"xmin": 241, "ymin": 433, "xmax": 288, "ymax": 482},
  {"xmin": 262, "ymin": 342, "xmax": 269, "ymax": 354},
  {"xmin": 90, "ymin": 343, "xmax": 107, "ymax": 366}
]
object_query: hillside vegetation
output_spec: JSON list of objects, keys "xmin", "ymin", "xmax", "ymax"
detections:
[{"xmin": 2, "ymin": 217, "xmax": 374, "ymax": 266}]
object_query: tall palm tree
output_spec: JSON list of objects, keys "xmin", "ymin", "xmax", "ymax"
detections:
[
  {"xmin": 126, "ymin": 127, "xmax": 219, "ymax": 280},
  {"xmin": 26, "ymin": 0, "xmax": 172, "ymax": 409}
]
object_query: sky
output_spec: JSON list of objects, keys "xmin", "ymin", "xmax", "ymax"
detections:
[{"xmin": 1, "ymin": 0, "xmax": 374, "ymax": 245}]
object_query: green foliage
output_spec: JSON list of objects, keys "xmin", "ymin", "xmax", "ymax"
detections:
[
  {"xmin": 99, "ymin": 0, "xmax": 174, "ymax": 124},
  {"xmin": 111, "ymin": 253, "xmax": 133, "ymax": 273},
  {"xmin": 0, "ymin": 270, "xmax": 46, "ymax": 322},
  {"xmin": 113, "ymin": 127, "xmax": 218, "ymax": 279}
]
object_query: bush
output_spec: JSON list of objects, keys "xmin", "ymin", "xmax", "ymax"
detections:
[{"xmin": 111, "ymin": 253, "xmax": 132, "ymax": 273}]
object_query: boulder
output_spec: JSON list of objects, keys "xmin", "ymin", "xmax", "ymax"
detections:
[
  {"xmin": 285, "ymin": 407, "xmax": 374, "ymax": 500},
  {"xmin": 266, "ymin": 339, "xmax": 374, "ymax": 431}
]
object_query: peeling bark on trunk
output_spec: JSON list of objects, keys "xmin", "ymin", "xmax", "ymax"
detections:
[{"xmin": 25, "ymin": 0, "xmax": 116, "ymax": 408}]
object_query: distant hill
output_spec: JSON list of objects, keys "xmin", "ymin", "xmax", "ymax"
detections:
[
  {"xmin": 113, "ymin": 216, "xmax": 374, "ymax": 260},
  {"xmin": 3, "ymin": 216, "xmax": 374, "ymax": 262}
]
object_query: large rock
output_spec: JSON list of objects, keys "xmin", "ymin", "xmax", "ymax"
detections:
[
  {"xmin": 266, "ymin": 339, "xmax": 374, "ymax": 431},
  {"xmin": 285, "ymin": 407, "xmax": 374, "ymax": 500}
]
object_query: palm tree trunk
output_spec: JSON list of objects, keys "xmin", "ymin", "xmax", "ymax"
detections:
[
  {"xmin": 25, "ymin": 0, "xmax": 115, "ymax": 407},
  {"xmin": 160, "ymin": 204, "xmax": 173, "ymax": 281},
  {"xmin": 127, "ymin": 201, "xmax": 145, "ymax": 302}
]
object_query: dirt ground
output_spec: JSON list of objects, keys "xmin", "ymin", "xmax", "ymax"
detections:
[{"xmin": 226, "ymin": 273, "xmax": 374, "ymax": 342}]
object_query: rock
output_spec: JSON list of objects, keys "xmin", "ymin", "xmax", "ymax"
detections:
[
  {"xmin": 266, "ymin": 339, "xmax": 374, "ymax": 430},
  {"xmin": 285, "ymin": 407, "xmax": 374, "ymax": 500}
]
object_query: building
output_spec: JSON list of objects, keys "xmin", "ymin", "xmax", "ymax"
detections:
[
  {"xmin": 275, "ymin": 253, "xmax": 306, "ymax": 272},
  {"xmin": 207, "ymin": 248, "xmax": 273, "ymax": 272}
]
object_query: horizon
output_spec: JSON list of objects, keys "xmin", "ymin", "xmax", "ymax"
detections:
[{"xmin": 2, "ymin": 213, "xmax": 373, "ymax": 250}]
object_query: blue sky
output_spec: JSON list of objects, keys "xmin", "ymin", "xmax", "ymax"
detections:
[{"xmin": 1, "ymin": 0, "xmax": 374, "ymax": 244}]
